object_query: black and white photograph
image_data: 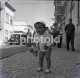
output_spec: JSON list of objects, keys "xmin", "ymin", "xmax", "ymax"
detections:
[{"xmin": 0, "ymin": 0, "xmax": 80, "ymax": 78}]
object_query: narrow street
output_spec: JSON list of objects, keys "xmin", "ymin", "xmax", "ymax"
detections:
[
  {"xmin": 0, "ymin": 47, "xmax": 80, "ymax": 78},
  {"xmin": 0, "ymin": 0, "xmax": 80, "ymax": 78}
]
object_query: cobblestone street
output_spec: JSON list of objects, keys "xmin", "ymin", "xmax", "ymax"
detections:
[{"xmin": 0, "ymin": 47, "xmax": 80, "ymax": 78}]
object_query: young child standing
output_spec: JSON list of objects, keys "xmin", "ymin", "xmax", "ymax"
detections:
[{"xmin": 33, "ymin": 21, "xmax": 53, "ymax": 74}]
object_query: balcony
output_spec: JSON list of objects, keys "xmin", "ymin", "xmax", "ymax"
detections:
[
  {"xmin": 5, "ymin": 2, "xmax": 16, "ymax": 12},
  {"xmin": 55, "ymin": 6, "xmax": 64, "ymax": 16},
  {"xmin": 54, "ymin": 5, "xmax": 64, "ymax": 23}
]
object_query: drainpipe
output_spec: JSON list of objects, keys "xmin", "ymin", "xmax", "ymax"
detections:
[
  {"xmin": 77, "ymin": 0, "xmax": 79, "ymax": 28},
  {"xmin": 78, "ymin": 0, "xmax": 79, "ymax": 18},
  {"xmin": 78, "ymin": 0, "xmax": 79, "ymax": 22},
  {"xmin": 70, "ymin": 0, "xmax": 73, "ymax": 18}
]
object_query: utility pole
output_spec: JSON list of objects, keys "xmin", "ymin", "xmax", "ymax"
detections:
[{"xmin": 26, "ymin": 17, "xmax": 28, "ymax": 33}]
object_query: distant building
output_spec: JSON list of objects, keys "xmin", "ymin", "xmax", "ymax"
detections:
[
  {"xmin": 14, "ymin": 31, "xmax": 26, "ymax": 35},
  {"xmin": 54, "ymin": 1, "xmax": 80, "ymax": 50},
  {"xmin": 13, "ymin": 22, "xmax": 28, "ymax": 33},
  {"xmin": 13, "ymin": 22, "xmax": 34, "ymax": 35},
  {"xmin": 0, "ymin": 0, "xmax": 16, "ymax": 44}
]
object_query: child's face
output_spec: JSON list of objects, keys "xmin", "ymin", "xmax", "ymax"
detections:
[{"xmin": 35, "ymin": 23, "xmax": 46, "ymax": 35}]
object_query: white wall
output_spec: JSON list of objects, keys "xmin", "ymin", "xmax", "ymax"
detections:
[
  {"xmin": 0, "ymin": 0, "xmax": 5, "ymax": 43},
  {"xmin": 3, "ymin": 6, "xmax": 14, "ymax": 41},
  {"xmin": 5, "ymin": 6, "xmax": 14, "ymax": 17},
  {"xmin": 14, "ymin": 26, "xmax": 27, "ymax": 33},
  {"xmin": 0, "ymin": 1, "xmax": 15, "ymax": 43}
]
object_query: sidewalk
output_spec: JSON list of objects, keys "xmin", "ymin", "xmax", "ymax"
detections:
[
  {"xmin": 0, "ymin": 45, "xmax": 27, "ymax": 59},
  {"xmin": 0, "ymin": 47, "xmax": 80, "ymax": 78}
]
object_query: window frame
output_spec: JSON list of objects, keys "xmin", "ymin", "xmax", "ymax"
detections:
[{"xmin": 6, "ymin": 13, "xmax": 9, "ymax": 24}]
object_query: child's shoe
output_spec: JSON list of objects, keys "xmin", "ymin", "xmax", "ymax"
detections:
[
  {"xmin": 44, "ymin": 69, "xmax": 52, "ymax": 74},
  {"xmin": 37, "ymin": 67, "xmax": 43, "ymax": 72}
]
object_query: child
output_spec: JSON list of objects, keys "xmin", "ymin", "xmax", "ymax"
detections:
[{"xmin": 33, "ymin": 21, "xmax": 53, "ymax": 74}]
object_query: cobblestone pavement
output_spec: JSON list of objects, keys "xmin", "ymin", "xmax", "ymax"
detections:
[{"xmin": 0, "ymin": 47, "xmax": 80, "ymax": 78}]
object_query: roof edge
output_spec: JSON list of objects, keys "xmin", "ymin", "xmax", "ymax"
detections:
[{"xmin": 5, "ymin": 2, "xmax": 16, "ymax": 12}]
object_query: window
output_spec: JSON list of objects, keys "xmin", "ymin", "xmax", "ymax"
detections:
[
  {"xmin": 5, "ymin": 30, "xmax": 8, "ymax": 42},
  {"xmin": 6, "ymin": 13, "xmax": 9, "ymax": 24},
  {"xmin": 10, "ymin": 17, "xmax": 13, "ymax": 25}
]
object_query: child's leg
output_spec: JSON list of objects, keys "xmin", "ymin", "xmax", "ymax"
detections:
[
  {"xmin": 39, "ymin": 51, "xmax": 45, "ymax": 68},
  {"xmin": 45, "ymin": 48, "xmax": 52, "ymax": 69}
]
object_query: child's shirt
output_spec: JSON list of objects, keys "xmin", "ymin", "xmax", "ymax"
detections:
[{"xmin": 33, "ymin": 30, "xmax": 53, "ymax": 51}]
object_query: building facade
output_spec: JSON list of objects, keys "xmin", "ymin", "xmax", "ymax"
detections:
[
  {"xmin": 13, "ymin": 22, "xmax": 28, "ymax": 34},
  {"xmin": 77, "ymin": 1, "xmax": 80, "ymax": 51},
  {"xmin": 0, "ymin": 0, "xmax": 16, "ymax": 44},
  {"xmin": 54, "ymin": 1, "xmax": 80, "ymax": 50}
]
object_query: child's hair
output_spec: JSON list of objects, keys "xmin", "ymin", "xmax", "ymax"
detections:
[{"xmin": 34, "ymin": 21, "xmax": 46, "ymax": 28}]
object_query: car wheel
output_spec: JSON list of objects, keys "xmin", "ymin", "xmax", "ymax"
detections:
[
  {"xmin": 10, "ymin": 43, "xmax": 12, "ymax": 45},
  {"xmin": 16, "ymin": 43, "xmax": 18, "ymax": 45}
]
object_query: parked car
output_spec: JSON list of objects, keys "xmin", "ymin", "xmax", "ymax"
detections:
[
  {"xmin": 8, "ymin": 34, "xmax": 21, "ymax": 45},
  {"xmin": 8, "ymin": 33, "xmax": 27, "ymax": 45}
]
